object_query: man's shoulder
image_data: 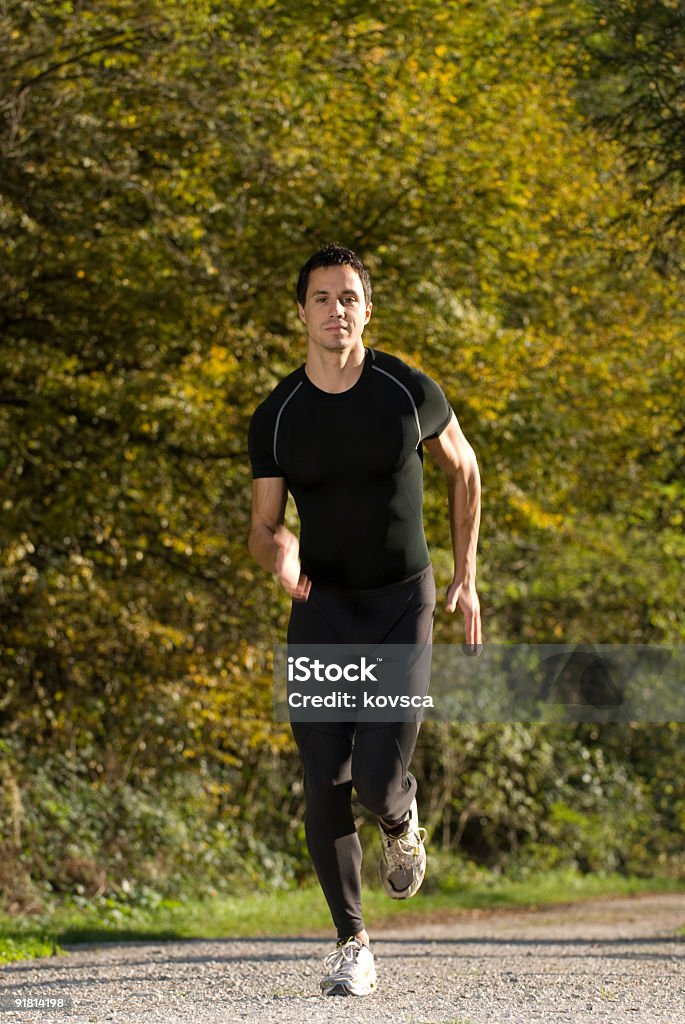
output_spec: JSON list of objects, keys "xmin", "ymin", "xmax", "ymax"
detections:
[
  {"xmin": 250, "ymin": 363, "xmax": 306, "ymax": 421},
  {"xmin": 369, "ymin": 348, "xmax": 441, "ymax": 390},
  {"xmin": 368, "ymin": 348, "xmax": 451, "ymax": 438},
  {"xmin": 369, "ymin": 347, "xmax": 413, "ymax": 374}
]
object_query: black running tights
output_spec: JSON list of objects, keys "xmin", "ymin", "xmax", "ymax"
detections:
[{"xmin": 288, "ymin": 568, "xmax": 436, "ymax": 938}]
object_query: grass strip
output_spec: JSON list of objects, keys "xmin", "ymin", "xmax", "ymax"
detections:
[{"xmin": 2, "ymin": 869, "xmax": 684, "ymax": 964}]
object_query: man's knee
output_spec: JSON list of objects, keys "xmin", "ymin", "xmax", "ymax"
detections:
[
  {"xmin": 304, "ymin": 772, "xmax": 353, "ymax": 811},
  {"xmin": 353, "ymin": 766, "xmax": 404, "ymax": 818}
]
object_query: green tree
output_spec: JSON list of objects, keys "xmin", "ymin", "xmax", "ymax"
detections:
[
  {"xmin": 577, "ymin": 0, "xmax": 685, "ymax": 272},
  {"xmin": 1, "ymin": 0, "xmax": 683, "ymax": 907}
]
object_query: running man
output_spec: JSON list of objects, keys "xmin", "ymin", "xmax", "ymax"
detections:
[{"xmin": 247, "ymin": 243, "xmax": 481, "ymax": 996}]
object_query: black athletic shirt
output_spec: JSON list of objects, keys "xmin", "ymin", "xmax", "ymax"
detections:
[{"xmin": 248, "ymin": 347, "xmax": 453, "ymax": 589}]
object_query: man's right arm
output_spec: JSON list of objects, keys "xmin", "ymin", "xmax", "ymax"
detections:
[{"xmin": 248, "ymin": 477, "xmax": 311, "ymax": 601}]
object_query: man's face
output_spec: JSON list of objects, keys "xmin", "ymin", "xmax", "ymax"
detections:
[{"xmin": 298, "ymin": 264, "xmax": 372, "ymax": 353}]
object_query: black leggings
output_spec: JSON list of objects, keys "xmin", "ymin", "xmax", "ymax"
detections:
[{"xmin": 288, "ymin": 567, "xmax": 436, "ymax": 938}]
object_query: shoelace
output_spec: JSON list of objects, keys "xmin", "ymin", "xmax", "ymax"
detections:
[
  {"xmin": 381, "ymin": 826, "xmax": 427, "ymax": 871},
  {"xmin": 323, "ymin": 939, "xmax": 363, "ymax": 979}
]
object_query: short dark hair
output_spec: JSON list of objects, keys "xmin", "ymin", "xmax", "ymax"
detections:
[{"xmin": 296, "ymin": 243, "xmax": 372, "ymax": 307}]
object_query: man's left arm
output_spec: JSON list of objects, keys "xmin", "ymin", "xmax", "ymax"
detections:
[{"xmin": 423, "ymin": 412, "xmax": 482, "ymax": 647}]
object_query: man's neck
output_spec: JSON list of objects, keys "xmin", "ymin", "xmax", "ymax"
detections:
[{"xmin": 305, "ymin": 343, "xmax": 366, "ymax": 394}]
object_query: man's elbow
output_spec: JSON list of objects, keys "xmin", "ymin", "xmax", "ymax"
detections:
[
  {"xmin": 247, "ymin": 521, "xmax": 274, "ymax": 563},
  {"xmin": 466, "ymin": 445, "xmax": 480, "ymax": 483},
  {"xmin": 247, "ymin": 527, "xmax": 260, "ymax": 561},
  {"xmin": 443, "ymin": 442, "xmax": 479, "ymax": 482},
  {"xmin": 447, "ymin": 451, "xmax": 480, "ymax": 498}
]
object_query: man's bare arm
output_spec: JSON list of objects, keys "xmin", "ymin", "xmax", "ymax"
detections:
[
  {"xmin": 248, "ymin": 477, "xmax": 311, "ymax": 600},
  {"xmin": 424, "ymin": 412, "xmax": 482, "ymax": 646}
]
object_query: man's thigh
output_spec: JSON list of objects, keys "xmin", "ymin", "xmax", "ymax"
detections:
[
  {"xmin": 290, "ymin": 720, "xmax": 356, "ymax": 786},
  {"xmin": 353, "ymin": 719, "xmax": 422, "ymax": 779}
]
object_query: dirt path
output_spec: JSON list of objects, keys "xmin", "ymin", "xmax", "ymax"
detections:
[{"xmin": 1, "ymin": 893, "xmax": 684, "ymax": 1024}]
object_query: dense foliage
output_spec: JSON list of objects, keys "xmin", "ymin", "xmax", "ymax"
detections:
[{"xmin": 1, "ymin": 0, "xmax": 683, "ymax": 912}]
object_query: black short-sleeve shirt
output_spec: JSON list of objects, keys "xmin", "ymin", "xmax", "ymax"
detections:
[{"xmin": 248, "ymin": 346, "xmax": 452, "ymax": 589}]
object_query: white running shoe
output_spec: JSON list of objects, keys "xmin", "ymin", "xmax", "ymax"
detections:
[
  {"xmin": 320, "ymin": 936, "xmax": 377, "ymax": 997},
  {"xmin": 378, "ymin": 797, "xmax": 427, "ymax": 899}
]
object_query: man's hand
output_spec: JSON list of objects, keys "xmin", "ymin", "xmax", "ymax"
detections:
[
  {"xmin": 445, "ymin": 578, "xmax": 482, "ymax": 653},
  {"xmin": 273, "ymin": 525, "xmax": 311, "ymax": 601}
]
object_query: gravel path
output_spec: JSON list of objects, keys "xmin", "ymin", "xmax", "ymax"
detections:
[{"xmin": 1, "ymin": 893, "xmax": 684, "ymax": 1024}]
